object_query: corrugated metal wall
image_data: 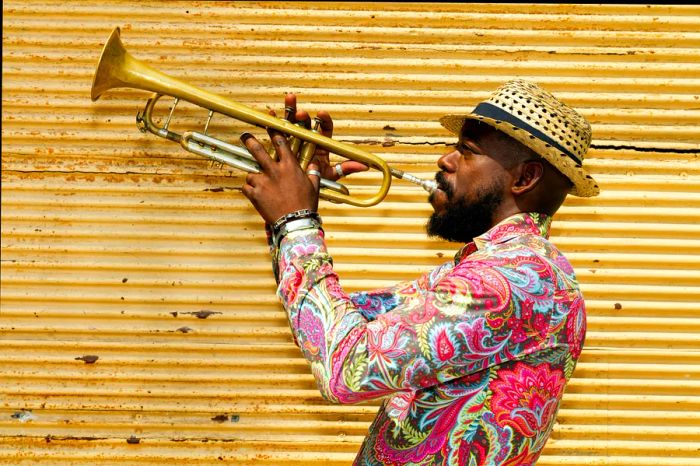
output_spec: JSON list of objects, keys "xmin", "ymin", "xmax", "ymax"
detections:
[{"xmin": 2, "ymin": 2, "xmax": 699, "ymax": 464}]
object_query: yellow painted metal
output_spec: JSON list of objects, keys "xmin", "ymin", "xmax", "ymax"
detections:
[{"xmin": 2, "ymin": 1, "xmax": 699, "ymax": 464}]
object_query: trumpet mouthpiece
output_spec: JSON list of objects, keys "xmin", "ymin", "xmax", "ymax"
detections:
[
  {"xmin": 422, "ymin": 179, "xmax": 438, "ymax": 194},
  {"xmin": 390, "ymin": 168, "xmax": 437, "ymax": 194}
]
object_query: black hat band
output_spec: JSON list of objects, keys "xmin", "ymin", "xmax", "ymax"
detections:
[{"xmin": 472, "ymin": 102, "xmax": 582, "ymax": 165}]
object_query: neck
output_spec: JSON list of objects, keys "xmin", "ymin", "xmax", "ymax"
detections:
[{"xmin": 490, "ymin": 201, "xmax": 525, "ymax": 229}]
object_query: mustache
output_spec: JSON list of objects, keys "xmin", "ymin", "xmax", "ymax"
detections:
[{"xmin": 435, "ymin": 171, "xmax": 453, "ymax": 197}]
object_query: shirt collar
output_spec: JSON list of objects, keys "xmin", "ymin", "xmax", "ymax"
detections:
[{"xmin": 454, "ymin": 212, "xmax": 552, "ymax": 263}]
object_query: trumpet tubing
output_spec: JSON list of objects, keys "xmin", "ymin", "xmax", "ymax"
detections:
[{"xmin": 91, "ymin": 27, "xmax": 436, "ymax": 207}]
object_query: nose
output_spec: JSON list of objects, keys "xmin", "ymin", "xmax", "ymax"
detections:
[{"xmin": 437, "ymin": 149, "xmax": 459, "ymax": 172}]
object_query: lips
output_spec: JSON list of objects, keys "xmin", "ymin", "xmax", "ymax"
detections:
[
  {"xmin": 429, "ymin": 172, "xmax": 449, "ymax": 210},
  {"xmin": 434, "ymin": 172, "xmax": 451, "ymax": 195}
]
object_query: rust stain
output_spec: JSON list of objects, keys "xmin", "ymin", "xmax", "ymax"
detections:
[
  {"xmin": 183, "ymin": 310, "xmax": 222, "ymax": 319},
  {"xmin": 75, "ymin": 355, "xmax": 99, "ymax": 364},
  {"xmin": 45, "ymin": 435, "xmax": 107, "ymax": 442}
]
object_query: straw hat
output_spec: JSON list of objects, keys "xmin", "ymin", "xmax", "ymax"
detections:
[{"xmin": 440, "ymin": 79, "xmax": 599, "ymax": 197}]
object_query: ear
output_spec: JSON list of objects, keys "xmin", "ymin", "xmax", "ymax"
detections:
[{"xmin": 511, "ymin": 160, "xmax": 544, "ymax": 195}]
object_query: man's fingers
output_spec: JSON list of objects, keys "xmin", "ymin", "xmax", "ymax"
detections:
[
  {"xmin": 241, "ymin": 174, "xmax": 260, "ymax": 203},
  {"xmin": 284, "ymin": 93, "xmax": 297, "ymax": 122},
  {"xmin": 306, "ymin": 162, "xmax": 322, "ymax": 193},
  {"xmin": 316, "ymin": 111, "xmax": 333, "ymax": 138},
  {"xmin": 295, "ymin": 110, "xmax": 311, "ymax": 129},
  {"xmin": 240, "ymin": 133, "xmax": 274, "ymax": 172},
  {"xmin": 341, "ymin": 160, "xmax": 369, "ymax": 175},
  {"xmin": 245, "ymin": 172, "xmax": 259, "ymax": 188},
  {"xmin": 327, "ymin": 160, "xmax": 369, "ymax": 181},
  {"xmin": 267, "ymin": 128, "xmax": 295, "ymax": 164}
]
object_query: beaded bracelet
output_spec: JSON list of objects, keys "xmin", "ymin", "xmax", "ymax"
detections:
[
  {"xmin": 271, "ymin": 209, "xmax": 321, "ymax": 233},
  {"xmin": 273, "ymin": 217, "xmax": 322, "ymax": 248}
]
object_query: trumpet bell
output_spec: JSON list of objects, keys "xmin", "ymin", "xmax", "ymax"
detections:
[{"xmin": 91, "ymin": 27, "xmax": 128, "ymax": 101}]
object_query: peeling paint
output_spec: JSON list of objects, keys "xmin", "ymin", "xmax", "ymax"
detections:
[{"xmin": 11, "ymin": 410, "xmax": 37, "ymax": 422}]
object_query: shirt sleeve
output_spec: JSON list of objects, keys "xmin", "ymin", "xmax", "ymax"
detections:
[
  {"xmin": 348, "ymin": 269, "xmax": 443, "ymax": 321},
  {"xmin": 348, "ymin": 255, "xmax": 461, "ymax": 321},
  {"xmin": 275, "ymin": 228, "xmax": 553, "ymax": 411}
]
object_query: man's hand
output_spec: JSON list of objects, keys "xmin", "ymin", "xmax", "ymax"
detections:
[
  {"xmin": 283, "ymin": 94, "xmax": 368, "ymax": 182},
  {"xmin": 240, "ymin": 94, "xmax": 367, "ymax": 224},
  {"xmin": 240, "ymin": 125, "xmax": 320, "ymax": 225}
]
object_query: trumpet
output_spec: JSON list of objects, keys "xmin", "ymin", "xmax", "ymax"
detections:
[{"xmin": 91, "ymin": 27, "xmax": 437, "ymax": 207}]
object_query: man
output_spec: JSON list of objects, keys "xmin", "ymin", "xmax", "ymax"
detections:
[{"xmin": 240, "ymin": 80, "xmax": 599, "ymax": 465}]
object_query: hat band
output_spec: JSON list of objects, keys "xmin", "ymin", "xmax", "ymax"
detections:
[{"xmin": 472, "ymin": 102, "xmax": 582, "ymax": 164}]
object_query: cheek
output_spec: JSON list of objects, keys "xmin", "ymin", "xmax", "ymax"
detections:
[
  {"xmin": 458, "ymin": 163, "xmax": 508, "ymax": 196},
  {"xmin": 451, "ymin": 167, "xmax": 481, "ymax": 200}
]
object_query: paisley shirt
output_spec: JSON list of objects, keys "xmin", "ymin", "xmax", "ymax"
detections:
[{"xmin": 271, "ymin": 213, "xmax": 586, "ymax": 465}]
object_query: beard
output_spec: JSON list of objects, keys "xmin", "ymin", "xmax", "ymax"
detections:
[{"xmin": 426, "ymin": 172, "xmax": 503, "ymax": 244}]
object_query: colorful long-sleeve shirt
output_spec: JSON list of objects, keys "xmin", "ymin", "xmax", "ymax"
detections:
[{"xmin": 271, "ymin": 212, "xmax": 586, "ymax": 465}]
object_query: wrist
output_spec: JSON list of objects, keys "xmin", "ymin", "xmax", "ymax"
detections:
[
  {"xmin": 271, "ymin": 209, "xmax": 323, "ymax": 248},
  {"xmin": 271, "ymin": 209, "xmax": 320, "ymax": 232}
]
